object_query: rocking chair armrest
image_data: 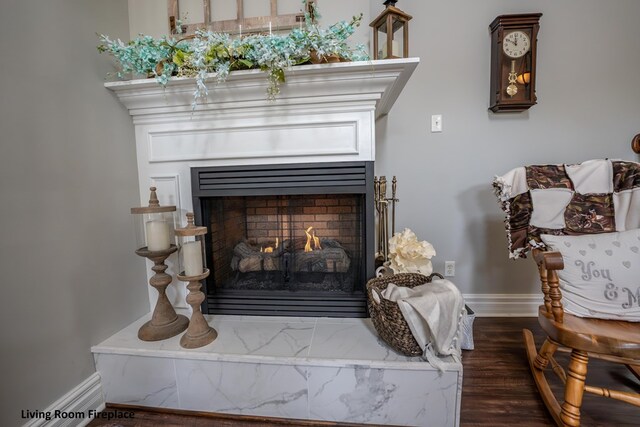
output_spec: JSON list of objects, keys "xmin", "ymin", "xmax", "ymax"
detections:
[
  {"xmin": 532, "ymin": 249, "xmax": 565, "ymax": 322},
  {"xmin": 533, "ymin": 249, "xmax": 565, "ymax": 271}
]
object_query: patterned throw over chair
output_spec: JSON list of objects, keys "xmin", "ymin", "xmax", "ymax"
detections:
[{"xmin": 493, "ymin": 159, "xmax": 640, "ymax": 426}]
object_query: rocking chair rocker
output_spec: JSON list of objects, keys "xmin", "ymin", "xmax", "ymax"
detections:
[{"xmin": 494, "ymin": 159, "xmax": 640, "ymax": 426}]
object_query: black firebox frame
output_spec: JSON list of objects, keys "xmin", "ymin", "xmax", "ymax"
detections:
[{"xmin": 191, "ymin": 161, "xmax": 375, "ymax": 317}]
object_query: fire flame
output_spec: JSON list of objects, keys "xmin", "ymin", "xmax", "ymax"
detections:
[
  {"xmin": 304, "ymin": 227, "xmax": 322, "ymax": 252},
  {"xmin": 262, "ymin": 237, "xmax": 278, "ymax": 253}
]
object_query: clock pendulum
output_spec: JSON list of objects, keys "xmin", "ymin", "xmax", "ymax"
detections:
[{"xmin": 507, "ymin": 60, "xmax": 518, "ymax": 97}]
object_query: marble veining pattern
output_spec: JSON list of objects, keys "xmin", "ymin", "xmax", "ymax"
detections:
[
  {"xmin": 175, "ymin": 359, "xmax": 308, "ymax": 419},
  {"xmin": 308, "ymin": 366, "xmax": 459, "ymax": 426},
  {"xmin": 309, "ymin": 318, "xmax": 419, "ymax": 363},
  {"xmin": 93, "ymin": 314, "xmax": 462, "ymax": 426},
  {"xmin": 209, "ymin": 319, "xmax": 314, "ymax": 358},
  {"xmin": 95, "ymin": 354, "xmax": 179, "ymax": 409}
]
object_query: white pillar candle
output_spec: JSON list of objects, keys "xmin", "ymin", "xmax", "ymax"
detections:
[
  {"xmin": 146, "ymin": 220, "xmax": 171, "ymax": 251},
  {"xmin": 182, "ymin": 241, "xmax": 203, "ymax": 276},
  {"xmin": 393, "ymin": 40, "xmax": 400, "ymax": 57},
  {"xmin": 269, "ymin": 21, "xmax": 272, "ymax": 35},
  {"xmin": 381, "ymin": 40, "xmax": 401, "ymax": 58}
]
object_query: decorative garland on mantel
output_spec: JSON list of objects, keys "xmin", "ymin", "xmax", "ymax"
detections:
[{"xmin": 97, "ymin": 1, "xmax": 368, "ymax": 108}]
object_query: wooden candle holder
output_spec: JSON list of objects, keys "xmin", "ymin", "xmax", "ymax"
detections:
[
  {"xmin": 177, "ymin": 268, "xmax": 218, "ymax": 348},
  {"xmin": 135, "ymin": 245, "xmax": 189, "ymax": 341}
]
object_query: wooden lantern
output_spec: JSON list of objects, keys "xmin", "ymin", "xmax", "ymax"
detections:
[{"xmin": 370, "ymin": 0, "xmax": 412, "ymax": 60}]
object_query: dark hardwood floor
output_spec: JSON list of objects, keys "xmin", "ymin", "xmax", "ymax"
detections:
[
  {"xmin": 90, "ymin": 318, "xmax": 640, "ymax": 426},
  {"xmin": 462, "ymin": 318, "xmax": 639, "ymax": 426}
]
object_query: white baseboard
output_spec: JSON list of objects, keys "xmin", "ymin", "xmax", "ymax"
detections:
[
  {"xmin": 463, "ymin": 294, "xmax": 540, "ymax": 317},
  {"xmin": 24, "ymin": 372, "xmax": 105, "ymax": 427}
]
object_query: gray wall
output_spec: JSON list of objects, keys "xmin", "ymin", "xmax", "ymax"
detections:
[
  {"xmin": 127, "ymin": 0, "xmax": 640, "ymax": 297},
  {"xmin": 373, "ymin": 0, "xmax": 640, "ymax": 295},
  {"xmin": 0, "ymin": 1, "xmax": 147, "ymax": 425}
]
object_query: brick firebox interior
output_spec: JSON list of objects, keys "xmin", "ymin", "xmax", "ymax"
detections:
[{"xmin": 209, "ymin": 194, "xmax": 363, "ymax": 287}]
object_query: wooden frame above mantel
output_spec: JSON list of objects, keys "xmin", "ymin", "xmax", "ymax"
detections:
[{"xmin": 168, "ymin": 0, "xmax": 317, "ymax": 35}]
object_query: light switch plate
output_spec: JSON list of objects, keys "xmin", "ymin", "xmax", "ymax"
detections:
[{"xmin": 431, "ymin": 114, "xmax": 443, "ymax": 133}]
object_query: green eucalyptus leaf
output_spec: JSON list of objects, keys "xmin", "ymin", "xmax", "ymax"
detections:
[
  {"xmin": 238, "ymin": 59, "xmax": 254, "ymax": 68},
  {"xmin": 273, "ymin": 68, "xmax": 286, "ymax": 83},
  {"xmin": 172, "ymin": 50, "xmax": 186, "ymax": 66}
]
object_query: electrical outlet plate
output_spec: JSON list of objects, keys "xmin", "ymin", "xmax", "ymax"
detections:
[{"xmin": 444, "ymin": 261, "xmax": 455, "ymax": 277}]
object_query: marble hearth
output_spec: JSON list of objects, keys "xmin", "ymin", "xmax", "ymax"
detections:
[{"xmin": 92, "ymin": 312, "xmax": 462, "ymax": 426}]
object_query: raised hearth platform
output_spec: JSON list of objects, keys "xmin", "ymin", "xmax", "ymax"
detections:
[{"xmin": 92, "ymin": 312, "xmax": 462, "ymax": 426}]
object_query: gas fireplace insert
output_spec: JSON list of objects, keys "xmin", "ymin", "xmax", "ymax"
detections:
[{"xmin": 191, "ymin": 162, "xmax": 374, "ymax": 317}]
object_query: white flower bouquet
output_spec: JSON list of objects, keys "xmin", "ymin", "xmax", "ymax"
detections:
[{"xmin": 387, "ymin": 228, "xmax": 436, "ymax": 275}]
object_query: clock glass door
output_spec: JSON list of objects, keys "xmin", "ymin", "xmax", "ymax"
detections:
[{"xmin": 501, "ymin": 29, "xmax": 533, "ymax": 103}]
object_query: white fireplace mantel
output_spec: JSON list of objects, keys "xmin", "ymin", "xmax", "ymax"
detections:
[
  {"xmin": 106, "ymin": 58, "xmax": 419, "ymax": 171},
  {"xmin": 106, "ymin": 58, "xmax": 418, "ymax": 121},
  {"xmin": 107, "ymin": 58, "xmax": 418, "ymax": 309}
]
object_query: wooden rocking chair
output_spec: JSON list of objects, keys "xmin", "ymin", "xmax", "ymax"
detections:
[
  {"xmin": 493, "ymin": 159, "xmax": 640, "ymax": 426},
  {"xmin": 524, "ymin": 248, "xmax": 640, "ymax": 426}
]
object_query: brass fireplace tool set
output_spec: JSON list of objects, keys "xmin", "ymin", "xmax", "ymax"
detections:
[
  {"xmin": 374, "ymin": 175, "xmax": 398, "ymax": 266},
  {"xmin": 131, "ymin": 187, "xmax": 217, "ymax": 349}
]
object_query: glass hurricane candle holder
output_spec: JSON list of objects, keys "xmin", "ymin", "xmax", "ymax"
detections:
[
  {"xmin": 130, "ymin": 187, "xmax": 188, "ymax": 341},
  {"xmin": 175, "ymin": 212, "xmax": 217, "ymax": 349}
]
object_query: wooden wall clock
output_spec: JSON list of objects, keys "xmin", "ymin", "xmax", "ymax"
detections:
[{"xmin": 489, "ymin": 13, "xmax": 542, "ymax": 113}]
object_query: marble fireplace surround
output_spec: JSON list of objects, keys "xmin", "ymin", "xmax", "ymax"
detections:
[{"xmin": 95, "ymin": 58, "xmax": 464, "ymax": 426}]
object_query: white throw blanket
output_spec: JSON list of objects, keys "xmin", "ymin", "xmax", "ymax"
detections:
[{"xmin": 381, "ymin": 279, "xmax": 465, "ymax": 370}]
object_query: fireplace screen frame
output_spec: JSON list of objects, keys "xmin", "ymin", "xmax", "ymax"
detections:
[{"xmin": 191, "ymin": 161, "xmax": 375, "ymax": 317}]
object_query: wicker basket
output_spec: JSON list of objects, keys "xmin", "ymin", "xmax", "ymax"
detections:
[{"xmin": 366, "ymin": 272, "xmax": 443, "ymax": 357}]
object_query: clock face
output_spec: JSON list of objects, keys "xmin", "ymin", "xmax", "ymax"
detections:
[{"xmin": 503, "ymin": 31, "xmax": 531, "ymax": 58}]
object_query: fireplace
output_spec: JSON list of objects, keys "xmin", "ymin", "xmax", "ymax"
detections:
[
  {"xmin": 105, "ymin": 59, "xmax": 418, "ymax": 316},
  {"xmin": 192, "ymin": 162, "xmax": 374, "ymax": 317}
]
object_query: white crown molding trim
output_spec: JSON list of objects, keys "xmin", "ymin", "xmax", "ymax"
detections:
[
  {"xmin": 23, "ymin": 373, "xmax": 105, "ymax": 427},
  {"xmin": 105, "ymin": 58, "xmax": 420, "ymax": 120},
  {"xmin": 463, "ymin": 294, "xmax": 540, "ymax": 317}
]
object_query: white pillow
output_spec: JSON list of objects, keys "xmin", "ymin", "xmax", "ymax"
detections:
[{"xmin": 540, "ymin": 229, "xmax": 640, "ymax": 321}]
